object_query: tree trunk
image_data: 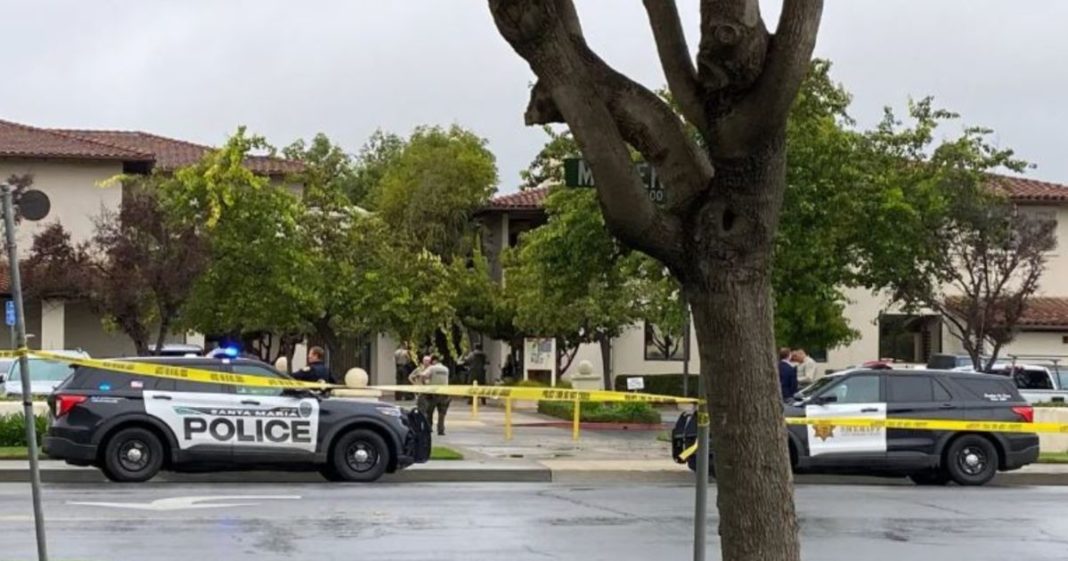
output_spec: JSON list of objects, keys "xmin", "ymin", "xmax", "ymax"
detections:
[
  {"xmin": 597, "ymin": 333, "xmax": 612, "ymax": 390},
  {"xmin": 683, "ymin": 146, "xmax": 800, "ymax": 561},
  {"xmin": 153, "ymin": 317, "xmax": 170, "ymax": 357}
]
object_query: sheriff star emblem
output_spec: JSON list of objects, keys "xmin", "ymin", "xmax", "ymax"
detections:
[{"xmin": 813, "ymin": 424, "xmax": 835, "ymax": 441}]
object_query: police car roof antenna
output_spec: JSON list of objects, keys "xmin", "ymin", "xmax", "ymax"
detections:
[{"xmin": 2, "ymin": 184, "xmax": 49, "ymax": 561}]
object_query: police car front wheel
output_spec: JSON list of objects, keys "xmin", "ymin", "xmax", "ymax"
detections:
[
  {"xmin": 329, "ymin": 429, "xmax": 390, "ymax": 482},
  {"xmin": 101, "ymin": 427, "xmax": 164, "ymax": 483}
]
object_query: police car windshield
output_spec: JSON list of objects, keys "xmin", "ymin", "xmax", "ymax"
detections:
[{"xmin": 798, "ymin": 375, "xmax": 838, "ymax": 398}]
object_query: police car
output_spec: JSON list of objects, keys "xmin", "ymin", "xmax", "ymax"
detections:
[
  {"xmin": 672, "ymin": 369, "xmax": 1039, "ymax": 486},
  {"xmin": 43, "ymin": 356, "xmax": 431, "ymax": 482}
]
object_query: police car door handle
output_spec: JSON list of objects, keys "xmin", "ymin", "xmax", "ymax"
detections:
[
  {"xmin": 241, "ymin": 399, "xmax": 261, "ymax": 405},
  {"xmin": 860, "ymin": 407, "xmax": 878, "ymax": 413},
  {"xmin": 939, "ymin": 403, "xmax": 955, "ymax": 409},
  {"xmin": 152, "ymin": 394, "xmax": 172, "ymax": 400}
]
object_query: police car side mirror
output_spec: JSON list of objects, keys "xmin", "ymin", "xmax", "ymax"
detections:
[{"xmin": 813, "ymin": 394, "xmax": 838, "ymax": 405}]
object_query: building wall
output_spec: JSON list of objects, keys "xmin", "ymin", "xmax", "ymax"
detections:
[
  {"xmin": 0, "ymin": 159, "xmax": 124, "ymax": 255},
  {"xmin": 1002, "ymin": 332, "xmax": 1068, "ymax": 359},
  {"xmin": 1028, "ymin": 205, "xmax": 1068, "ymax": 297}
]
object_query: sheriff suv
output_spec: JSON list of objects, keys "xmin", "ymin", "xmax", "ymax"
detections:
[
  {"xmin": 44, "ymin": 356, "xmax": 431, "ymax": 482},
  {"xmin": 672, "ymin": 369, "xmax": 1039, "ymax": 486}
]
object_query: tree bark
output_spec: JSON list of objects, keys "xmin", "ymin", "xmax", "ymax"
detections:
[
  {"xmin": 681, "ymin": 142, "xmax": 798, "ymax": 561},
  {"xmin": 597, "ymin": 333, "xmax": 612, "ymax": 390}
]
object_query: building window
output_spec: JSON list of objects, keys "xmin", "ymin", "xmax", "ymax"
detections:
[
  {"xmin": 644, "ymin": 322, "xmax": 685, "ymax": 361},
  {"xmin": 878, "ymin": 314, "xmax": 943, "ymax": 363}
]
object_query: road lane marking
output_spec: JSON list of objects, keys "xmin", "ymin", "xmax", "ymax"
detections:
[{"xmin": 67, "ymin": 495, "xmax": 301, "ymax": 511}]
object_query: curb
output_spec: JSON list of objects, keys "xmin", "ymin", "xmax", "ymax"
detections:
[
  {"xmin": 0, "ymin": 466, "xmax": 1061, "ymax": 486},
  {"xmin": 0, "ymin": 466, "xmax": 553, "ymax": 484}
]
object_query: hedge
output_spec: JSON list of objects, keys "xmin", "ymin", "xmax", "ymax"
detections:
[
  {"xmin": 537, "ymin": 400, "xmax": 663, "ymax": 424},
  {"xmin": 0, "ymin": 414, "xmax": 47, "ymax": 447},
  {"xmin": 613, "ymin": 374, "xmax": 697, "ymax": 398}
]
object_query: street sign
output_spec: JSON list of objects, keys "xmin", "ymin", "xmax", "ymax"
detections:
[
  {"xmin": 5, "ymin": 300, "xmax": 13, "ymax": 327},
  {"xmin": 563, "ymin": 158, "xmax": 666, "ymax": 203}
]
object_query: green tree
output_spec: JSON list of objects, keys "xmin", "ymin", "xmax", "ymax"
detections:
[
  {"xmin": 351, "ymin": 130, "xmax": 406, "ymax": 206},
  {"xmin": 372, "ymin": 125, "xmax": 498, "ymax": 260},
  {"xmin": 164, "ymin": 129, "xmax": 309, "ymax": 359},
  {"xmin": 850, "ymin": 100, "xmax": 1051, "ymax": 371},
  {"xmin": 283, "ymin": 134, "xmax": 363, "ymax": 206}
]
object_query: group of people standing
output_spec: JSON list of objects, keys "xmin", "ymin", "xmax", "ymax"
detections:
[
  {"xmin": 393, "ymin": 343, "xmax": 488, "ymax": 436},
  {"xmin": 777, "ymin": 347, "xmax": 818, "ymax": 401}
]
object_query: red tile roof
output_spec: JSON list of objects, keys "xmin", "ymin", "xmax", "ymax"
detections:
[
  {"xmin": 1018, "ymin": 297, "xmax": 1068, "ymax": 328},
  {"xmin": 53, "ymin": 129, "xmax": 303, "ymax": 175},
  {"xmin": 0, "ymin": 119, "xmax": 153, "ymax": 162},
  {"xmin": 0, "ymin": 119, "xmax": 302, "ymax": 175},
  {"xmin": 990, "ymin": 175, "xmax": 1068, "ymax": 203},
  {"xmin": 485, "ymin": 186, "xmax": 550, "ymax": 210},
  {"xmin": 485, "ymin": 176, "xmax": 1068, "ymax": 212}
]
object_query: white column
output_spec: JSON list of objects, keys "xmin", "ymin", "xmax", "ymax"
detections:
[{"xmin": 40, "ymin": 299, "xmax": 65, "ymax": 350}]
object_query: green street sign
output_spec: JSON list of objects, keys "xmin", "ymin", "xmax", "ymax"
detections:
[{"xmin": 563, "ymin": 158, "xmax": 666, "ymax": 203}]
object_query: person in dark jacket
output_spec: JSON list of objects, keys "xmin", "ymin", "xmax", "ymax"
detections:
[
  {"xmin": 778, "ymin": 347, "xmax": 799, "ymax": 401},
  {"xmin": 463, "ymin": 344, "xmax": 488, "ymax": 405},
  {"xmin": 294, "ymin": 346, "xmax": 332, "ymax": 383}
]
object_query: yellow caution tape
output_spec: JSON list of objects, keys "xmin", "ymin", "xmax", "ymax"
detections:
[
  {"xmin": 372, "ymin": 384, "xmax": 698, "ymax": 404},
  {"xmin": 0, "ymin": 349, "xmax": 696, "ymax": 404},
  {"xmin": 7, "ymin": 350, "xmax": 339, "ymax": 390},
  {"xmin": 675, "ymin": 416, "xmax": 1068, "ymax": 462}
]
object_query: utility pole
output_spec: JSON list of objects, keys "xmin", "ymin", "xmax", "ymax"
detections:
[{"xmin": 2, "ymin": 184, "xmax": 49, "ymax": 561}]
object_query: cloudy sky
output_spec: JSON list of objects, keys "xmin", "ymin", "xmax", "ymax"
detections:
[{"xmin": 2, "ymin": 1, "xmax": 1065, "ymax": 193}]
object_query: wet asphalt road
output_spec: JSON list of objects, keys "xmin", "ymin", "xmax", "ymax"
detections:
[{"xmin": 2, "ymin": 482, "xmax": 1067, "ymax": 561}]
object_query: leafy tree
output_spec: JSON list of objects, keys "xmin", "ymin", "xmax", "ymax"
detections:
[
  {"xmin": 851, "ymin": 101, "xmax": 1052, "ymax": 371},
  {"xmin": 351, "ymin": 130, "xmax": 406, "ymax": 206},
  {"xmin": 488, "ymin": 2, "xmax": 824, "ymax": 558},
  {"xmin": 372, "ymin": 125, "xmax": 498, "ymax": 260},
  {"xmin": 367, "ymin": 125, "xmax": 501, "ymax": 368},
  {"xmin": 283, "ymin": 134, "xmax": 363, "ymax": 207},
  {"xmin": 23, "ymin": 181, "xmax": 207, "ymax": 355},
  {"xmin": 164, "ymin": 129, "xmax": 309, "ymax": 360}
]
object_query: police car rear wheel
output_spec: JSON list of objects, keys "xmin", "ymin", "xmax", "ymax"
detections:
[
  {"xmin": 331, "ymin": 429, "xmax": 389, "ymax": 482},
  {"xmin": 944, "ymin": 435, "xmax": 998, "ymax": 486},
  {"xmin": 102, "ymin": 427, "xmax": 164, "ymax": 483}
]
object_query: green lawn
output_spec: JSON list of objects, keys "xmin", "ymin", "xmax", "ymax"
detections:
[
  {"xmin": 431, "ymin": 446, "xmax": 463, "ymax": 460},
  {"xmin": 0, "ymin": 445, "xmax": 464, "ymax": 461},
  {"xmin": 656, "ymin": 431, "xmax": 671, "ymax": 443},
  {"xmin": 1039, "ymin": 452, "xmax": 1068, "ymax": 464},
  {"xmin": 0, "ymin": 446, "xmax": 30, "ymax": 459}
]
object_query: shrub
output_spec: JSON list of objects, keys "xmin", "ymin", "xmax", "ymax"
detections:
[
  {"xmin": 537, "ymin": 400, "xmax": 663, "ymax": 424},
  {"xmin": 0, "ymin": 414, "xmax": 47, "ymax": 447},
  {"xmin": 1034, "ymin": 401, "xmax": 1068, "ymax": 408},
  {"xmin": 613, "ymin": 374, "xmax": 698, "ymax": 397}
]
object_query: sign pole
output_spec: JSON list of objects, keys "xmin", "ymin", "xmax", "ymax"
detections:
[
  {"xmin": 693, "ymin": 368, "xmax": 709, "ymax": 561},
  {"xmin": 2, "ymin": 184, "xmax": 49, "ymax": 561},
  {"xmin": 682, "ymin": 306, "xmax": 691, "ymax": 397}
]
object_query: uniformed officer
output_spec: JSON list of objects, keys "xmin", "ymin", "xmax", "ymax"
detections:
[{"xmin": 294, "ymin": 346, "xmax": 333, "ymax": 383}]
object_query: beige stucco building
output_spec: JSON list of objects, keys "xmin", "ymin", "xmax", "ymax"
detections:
[
  {"xmin": 0, "ymin": 119, "xmax": 301, "ymax": 357},
  {"xmin": 477, "ymin": 177, "xmax": 1068, "ymax": 388}
]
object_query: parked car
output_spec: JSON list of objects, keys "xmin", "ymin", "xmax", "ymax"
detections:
[
  {"xmin": 982, "ymin": 363, "xmax": 1068, "ymax": 405},
  {"xmin": 672, "ymin": 368, "xmax": 1039, "ymax": 486},
  {"xmin": 147, "ymin": 343, "xmax": 204, "ymax": 357},
  {"xmin": 44, "ymin": 355, "xmax": 432, "ymax": 482},
  {"xmin": 0, "ymin": 350, "xmax": 90, "ymax": 398}
]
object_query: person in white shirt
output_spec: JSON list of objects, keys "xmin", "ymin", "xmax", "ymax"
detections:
[{"xmin": 792, "ymin": 348, "xmax": 818, "ymax": 386}]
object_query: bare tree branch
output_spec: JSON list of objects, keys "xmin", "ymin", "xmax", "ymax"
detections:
[
  {"xmin": 728, "ymin": 0, "xmax": 824, "ymax": 148},
  {"xmin": 491, "ymin": 0, "xmax": 715, "ymax": 264},
  {"xmin": 643, "ymin": 0, "xmax": 708, "ymax": 134}
]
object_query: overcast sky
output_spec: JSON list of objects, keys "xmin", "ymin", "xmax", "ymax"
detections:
[{"xmin": 2, "ymin": 1, "xmax": 1065, "ymax": 193}]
